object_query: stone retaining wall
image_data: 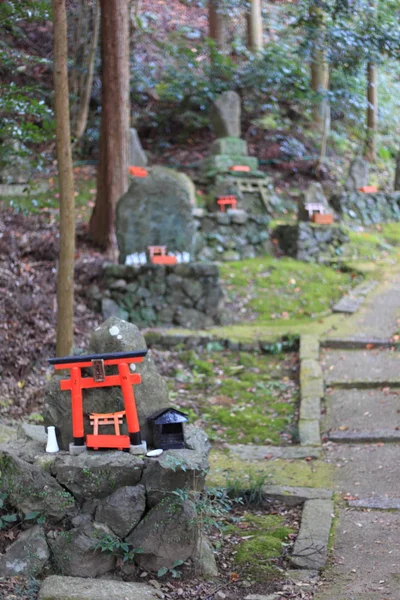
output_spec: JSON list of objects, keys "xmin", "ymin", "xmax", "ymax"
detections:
[
  {"xmin": 331, "ymin": 191, "xmax": 400, "ymax": 224},
  {"xmin": 97, "ymin": 263, "xmax": 224, "ymax": 329},
  {"xmin": 193, "ymin": 209, "xmax": 270, "ymax": 261},
  {"xmin": 273, "ymin": 222, "xmax": 349, "ymax": 263}
]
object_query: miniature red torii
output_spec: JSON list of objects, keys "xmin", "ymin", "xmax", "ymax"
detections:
[{"xmin": 48, "ymin": 350, "xmax": 148, "ymax": 454}]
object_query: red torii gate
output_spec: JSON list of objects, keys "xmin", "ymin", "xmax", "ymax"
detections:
[{"xmin": 48, "ymin": 350, "xmax": 147, "ymax": 453}]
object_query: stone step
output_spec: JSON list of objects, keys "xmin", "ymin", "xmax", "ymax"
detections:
[
  {"xmin": 348, "ymin": 496, "xmax": 400, "ymax": 510},
  {"xmin": 322, "ymin": 348, "xmax": 400, "ymax": 387},
  {"xmin": 332, "ymin": 280, "xmax": 378, "ymax": 314},
  {"xmin": 38, "ymin": 576, "xmax": 160, "ymax": 600},
  {"xmin": 321, "ymin": 337, "xmax": 393, "ymax": 350},
  {"xmin": 324, "ymin": 443, "xmax": 400, "ymax": 498},
  {"xmin": 314, "ymin": 508, "xmax": 400, "ymax": 600},
  {"xmin": 327, "ymin": 430, "xmax": 400, "ymax": 443},
  {"xmin": 324, "ymin": 389, "xmax": 400, "ymax": 440}
]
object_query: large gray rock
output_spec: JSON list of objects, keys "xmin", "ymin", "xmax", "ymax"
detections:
[
  {"xmin": 51, "ymin": 452, "xmax": 144, "ymax": 501},
  {"xmin": 95, "ymin": 485, "xmax": 146, "ymax": 538},
  {"xmin": 49, "ymin": 521, "xmax": 116, "ymax": 578},
  {"xmin": 126, "ymin": 497, "xmax": 199, "ymax": 570},
  {"xmin": 345, "ymin": 156, "xmax": 369, "ymax": 191},
  {"xmin": 38, "ymin": 576, "xmax": 161, "ymax": 600},
  {"xmin": 142, "ymin": 448, "xmax": 208, "ymax": 507},
  {"xmin": 129, "ymin": 128, "xmax": 148, "ymax": 167},
  {"xmin": 116, "ymin": 166, "xmax": 196, "ymax": 263},
  {"xmin": 210, "ymin": 91, "xmax": 241, "ymax": 138},
  {"xmin": 0, "ymin": 449, "xmax": 75, "ymax": 522},
  {"xmin": 0, "ymin": 525, "xmax": 50, "ymax": 577},
  {"xmin": 43, "ymin": 318, "xmax": 170, "ymax": 450}
]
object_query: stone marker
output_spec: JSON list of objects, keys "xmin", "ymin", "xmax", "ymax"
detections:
[
  {"xmin": 43, "ymin": 317, "xmax": 170, "ymax": 450},
  {"xmin": 210, "ymin": 91, "xmax": 241, "ymax": 138},
  {"xmin": 38, "ymin": 576, "xmax": 160, "ymax": 600},
  {"xmin": 129, "ymin": 127, "xmax": 148, "ymax": 167},
  {"xmin": 116, "ymin": 166, "xmax": 196, "ymax": 263},
  {"xmin": 345, "ymin": 155, "xmax": 369, "ymax": 191}
]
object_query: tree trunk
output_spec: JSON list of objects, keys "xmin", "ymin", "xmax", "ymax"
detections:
[
  {"xmin": 89, "ymin": 0, "xmax": 130, "ymax": 251},
  {"xmin": 310, "ymin": 4, "xmax": 329, "ymax": 131},
  {"xmin": 246, "ymin": 0, "xmax": 263, "ymax": 52},
  {"xmin": 208, "ymin": 0, "xmax": 228, "ymax": 52},
  {"xmin": 52, "ymin": 0, "xmax": 75, "ymax": 356},
  {"xmin": 365, "ymin": 61, "xmax": 378, "ymax": 162},
  {"xmin": 74, "ymin": 1, "xmax": 100, "ymax": 143},
  {"xmin": 394, "ymin": 150, "xmax": 400, "ymax": 191}
]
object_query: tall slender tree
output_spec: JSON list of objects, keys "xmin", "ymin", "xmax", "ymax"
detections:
[
  {"xmin": 209, "ymin": 0, "xmax": 228, "ymax": 52},
  {"xmin": 89, "ymin": 0, "xmax": 130, "ymax": 251},
  {"xmin": 247, "ymin": 0, "xmax": 263, "ymax": 52},
  {"xmin": 309, "ymin": 2, "xmax": 329, "ymax": 132},
  {"xmin": 52, "ymin": 0, "xmax": 75, "ymax": 356}
]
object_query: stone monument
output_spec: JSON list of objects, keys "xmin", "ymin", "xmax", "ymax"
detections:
[
  {"xmin": 116, "ymin": 166, "xmax": 196, "ymax": 264},
  {"xmin": 129, "ymin": 128, "xmax": 148, "ymax": 167},
  {"xmin": 345, "ymin": 156, "xmax": 369, "ymax": 191}
]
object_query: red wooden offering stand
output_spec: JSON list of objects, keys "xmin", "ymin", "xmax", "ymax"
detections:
[
  {"xmin": 148, "ymin": 245, "xmax": 177, "ymax": 265},
  {"xmin": 129, "ymin": 166, "xmax": 148, "ymax": 177},
  {"xmin": 217, "ymin": 195, "xmax": 238, "ymax": 212},
  {"xmin": 48, "ymin": 351, "xmax": 147, "ymax": 451},
  {"xmin": 358, "ymin": 185, "xmax": 378, "ymax": 193},
  {"xmin": 229, "ymin": 165, "xmax": 250, "ymax": 172}
]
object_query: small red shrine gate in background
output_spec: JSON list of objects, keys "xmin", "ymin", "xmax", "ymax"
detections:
[{"xmin": 48, "ymin": 350, "xmax": 147, "ymax": 452}]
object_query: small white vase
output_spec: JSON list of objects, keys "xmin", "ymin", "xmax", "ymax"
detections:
[{"xmin": 46, "ymin": 426, "xmax": 59, "ymax": 453}]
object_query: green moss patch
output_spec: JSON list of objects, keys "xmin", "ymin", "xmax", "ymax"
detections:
[
  {"xmin": 165, "ymin": 350, "xmax": 299, "ymax": 445},
  {"xmin": 230, "ymin": 513, "xmax": 294, "ymax": 581},
  {"xmin": 220, "ymin": 256, "xmax": 358, "ymax": 324},
  {"xmin": 207, "ymin": 450, "xmax": 335, "ymax": 489}
]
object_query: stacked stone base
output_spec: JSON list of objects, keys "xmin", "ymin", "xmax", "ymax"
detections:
[
  {"xmin": 193, "ymin": 210, "xmax": 270, "ymax": 261},
  {"xmin": 97, "ymin": 263, "xmax": 224, "ymax": 329},
  {"xmin": 0, "ymin": 425, "xmax": 214, "ymax": 580},
  {"xmin": 274, "ymin": 222, "xmax": 349, "ymax": 263},
  {"xmin": 331, "ymin": 191, "xmax": 400, "ymax": 225}
]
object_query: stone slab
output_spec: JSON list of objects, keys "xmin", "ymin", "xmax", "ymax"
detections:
[
  {"xmin": 38, "ymin": 576, "xmax": 160, "ymax": 600},
  {"xmin": 349, "ymin": 496, "xmax": 400, "ymax": 510},
  {"xmin": 300, "ymin": 396, "xmax": 320, "ymax": 421},
  {"xmin": 333, "ymin": 280, "xmax": 378, "ymax": 314},
  {"xmin": 314, "ymin": 509, "xmax": 400, "ymax": 600},
  {"xmin": 324, "ymin": 443, "xmax": 400, "ymax": 497},
  {"xmin": 328, "ymin": 430, "xmax": 400, "ymax": 443},
  {"xmin": 325, "ymin": 389, "xmax": 400, "ymax": 435},
  {"xmin": 321, "ymin": 337, "xmax": 393, "ymax": 349},
  {"xmin": 227, "ymin": 444, "xmax": 321, "ymax": 460},
  {"xmin": 299, "ymin": 419, "xmax": 321, "ymax": 446},
  {"xmin": 300, "ymin": 334, "xmax": 320, "ymax": 361},
  {"xmin": 322, "ymin": 348, "xmax": 400, "ymax": 386},
  {"xmin": 262, "ymin": 485, "xmax": 333, "ymax": 506},
  {"xmin": 291, "ymin": 499, "xmax": 334, "ymax": 569}
]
